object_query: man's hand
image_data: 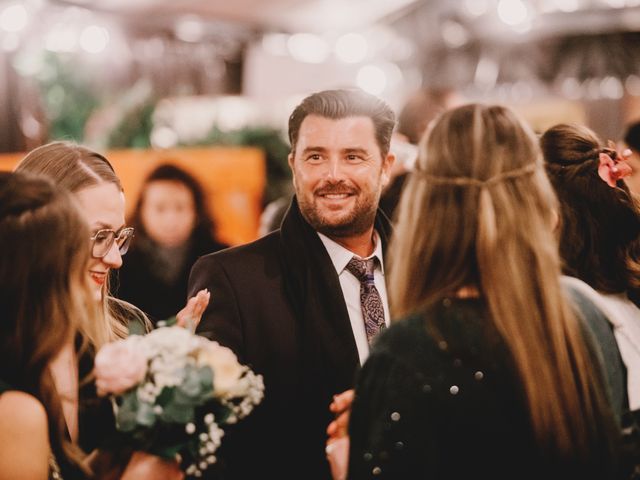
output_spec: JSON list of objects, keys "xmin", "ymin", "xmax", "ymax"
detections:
[
  {"xmin": 176, "ymin": 289, "xmax": 210, "ymax": 331},
  {"xmin": 326, "ymin": 437, "xmax": 349, "ymax": 480},
  {"xmin": 327, "ymin": 389, "xmax": 354, "ymax": 440},
  {"xmin": 326, "ymin": 389, "xmax": 354, "ymax": 479}
]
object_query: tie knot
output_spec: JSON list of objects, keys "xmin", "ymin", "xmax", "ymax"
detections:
[{"xmin": 346, "ymin": 257, "xmax": 377, "ymax": 284}]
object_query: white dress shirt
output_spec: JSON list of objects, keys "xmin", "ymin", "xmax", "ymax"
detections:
[{"xmin": 317, "ymin": 231, "xmax": 390, "ymax": 365}]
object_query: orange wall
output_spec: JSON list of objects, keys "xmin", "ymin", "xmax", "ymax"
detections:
[{"xmin": 0, "ymin": 147, "xmax": 266, "ymax": 246}]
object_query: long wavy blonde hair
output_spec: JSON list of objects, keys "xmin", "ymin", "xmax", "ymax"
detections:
[
  {"xmin": 15, "ymin": 141, "xmax": 149, "ymax": 348},
  {"xmin": 389, "ymin": 104, "xmax": 615, "ymax": 456}
]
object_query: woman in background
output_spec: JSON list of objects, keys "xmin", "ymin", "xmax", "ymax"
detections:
[
  {"xmin": 116, "ymin": 163, "xmax": 226, "ymax": 324},
  {"xmin": 0, "ymin": 171, "xmax": 93, "ymax": 479},
  {"xmin": 542, "ymin": 123, "xmax": 640, "ymax": 410},
  {"xmin": 345, "ymin": 105, "xmax": 621, "ymax": 479}
]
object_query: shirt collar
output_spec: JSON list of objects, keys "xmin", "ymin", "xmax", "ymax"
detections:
[{"xmin": 317, "ymin": 231, "xmax": 385, "ymax": 275}]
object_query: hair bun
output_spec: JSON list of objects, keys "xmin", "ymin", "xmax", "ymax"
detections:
[{"xmin": 0, "ymin": 173, "xmax": 55, "ymax": 219}]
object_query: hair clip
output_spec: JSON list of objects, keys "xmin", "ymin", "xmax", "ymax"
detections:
[{"xmin": 598, "ymin": 151, "xmax": 632, "ymax": 188}]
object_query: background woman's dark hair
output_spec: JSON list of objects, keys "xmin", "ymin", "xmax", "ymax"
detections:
[
  {"xmin": 541, "ymin": 123, "xmax": 640, "ymax": 306},
  {"xmin": 128, "ymin": 162, "xmax": 216, "ymax": 241},
  {"xmin": 624, "ymin": 120, "xmax": 640, "ymax": 153},
  {"xmin": 0, "ymin": 171, "xmax": 92, "ymax": 476}
]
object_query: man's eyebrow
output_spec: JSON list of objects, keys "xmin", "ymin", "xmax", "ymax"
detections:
[
  {"xmin": 301, "ymin": 146, "xmax": 328, "ymax": 154},
  {"xmin": 343, "ymin": 147, "xmax": 369, "ymax": 155}
]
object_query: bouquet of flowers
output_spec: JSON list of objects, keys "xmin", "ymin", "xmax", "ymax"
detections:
[{"xmin": 94, "ymin": 325, "xmax": 264, "ymax": 477}]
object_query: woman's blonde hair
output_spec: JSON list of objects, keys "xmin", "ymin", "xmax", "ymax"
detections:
[
  {"xmin": 15, "ymin": 141, "xmax": 149, "ymax": 348},
  {"xmin": 389, "ymin": 104, "xmax": 615, "ymax": 456}
]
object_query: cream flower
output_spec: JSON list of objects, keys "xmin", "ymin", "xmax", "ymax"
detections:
[{"xmin": 196, "ymin": 344, "xmax": 244, "ymax": 397}]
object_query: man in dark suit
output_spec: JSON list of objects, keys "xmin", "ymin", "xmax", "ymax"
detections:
[{"xmin": 188, "ymin": 89, "xmax": 395, "ymax": 479}]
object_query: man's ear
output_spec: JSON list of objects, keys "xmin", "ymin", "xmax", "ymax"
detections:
[
  {"xmin": 288, "ymin": 153, "xmax": 297, "ymax": 188},
  {"xmin": 381, "ymin": 152, "xmax": 396, "ymax": 187}
]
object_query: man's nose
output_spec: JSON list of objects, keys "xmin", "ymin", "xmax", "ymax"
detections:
[{"xmin": 325, "ymin": 157, "xmax": 345, "ymax": 180}]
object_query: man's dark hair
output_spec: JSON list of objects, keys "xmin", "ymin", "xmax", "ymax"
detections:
[{"xmin": 288, "ymin": 89, "xmax": 395, "ymax": 156}]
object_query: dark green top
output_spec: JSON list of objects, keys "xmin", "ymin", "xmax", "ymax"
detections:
[
  {"xmin": 564, "ymin": 277, "xmax": 629, "ymax": 417},
  {"xmin": 348, "ymin": 297, "xmax": 621, "ymax": 480}
]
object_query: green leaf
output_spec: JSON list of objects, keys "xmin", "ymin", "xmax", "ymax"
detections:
[
  {"xmin": 128, "ymin": 317, "xmax": 147, "ymax": 336},
  {"xmin": 156, "ymin": 316, "xmax": 178, "ymax": 328},
  {"xmin": 115, "ymin": 391, "xmax": 139, "ymax": 432},
  {"xmin": 173, "ymin": 364, "xmax": 211, "ymax": 403},
  {"xmin": 196, "ymin": 366, "xmax": 214, "ymax": 400},
  {"xmin": 135, "ymin": 400, "xmax": 157, "ymax": 427},
  {"xmin": 161, "ymin": 401, "xmax": 195, "ymax": 424},
  {"xmin": 155, "ymin": 386, "xmax": 175, "ymax": 406}
]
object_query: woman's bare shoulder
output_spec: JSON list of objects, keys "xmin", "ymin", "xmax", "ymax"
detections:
[
  {"xmin": 0, "ymin": 391, "xmax": 50, "ymax": 479},
  {"xmin": 0, "ymin": 390, "xmax": 47, "ymax": 428}
]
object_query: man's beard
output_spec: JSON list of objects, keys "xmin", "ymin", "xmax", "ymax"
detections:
[{"xmin": 297, "ymin": 183, "xmax": 381, "ymax": 238}]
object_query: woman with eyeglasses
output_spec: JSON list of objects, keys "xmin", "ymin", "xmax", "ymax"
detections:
[
  {"xmin": 16, "ymin": 142, "xmax": 143, "ymax": 345},
  {"xmin": 15, "ymin": 142, "xmax": 193, "ymax": 479}
]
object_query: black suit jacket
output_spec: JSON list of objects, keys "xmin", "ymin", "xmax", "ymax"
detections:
[{"xmin": 188, "ymin": 197, "xmax": 391, "ymax": 479}]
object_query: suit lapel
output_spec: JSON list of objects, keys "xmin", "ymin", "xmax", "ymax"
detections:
[
  {"xmin": 279, "ymin": 198, "xmax": 357, "ymax": 390},
  {"xmin": 279, "ymin": 197, "xmax": 393, "ymax": 391}
]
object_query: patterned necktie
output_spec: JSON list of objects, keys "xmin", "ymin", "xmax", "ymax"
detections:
[{"xmin": 346, "ymin": 257, "xmax": 386, "ymax": 344}]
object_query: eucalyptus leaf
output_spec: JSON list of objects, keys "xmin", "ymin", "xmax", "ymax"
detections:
[
  {"xmin": 197, "ymin": 366, "xmax": 214, "ymax": 399},
  {"xmin": 177, "ymin": 365, "xmax": 203, "ymax": 399},
  {"xmin": 155, "ymin": 385, "xmax": 175, "ymax": 406},
  {"xmin": 161, "ymin": 401, "xmax": 195, "ymax": 424},
  {"xmin": 115, "ymin": 391, "xmax": 139, "ymax": 432},
  {"xmin": 127, "ymin": 316, "xmax": 147, "ymax": 336},
  {"xmin": 135, "ymin": 400, "xmax": 157, "ymax": 427},
  {"xmin": 156, "ymin": 316, "xmax": 178, "ymax": 328}
]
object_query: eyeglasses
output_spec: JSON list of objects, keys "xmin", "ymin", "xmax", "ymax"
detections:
[{"xmin": 90, "ymin": 227, "xmax": 135, "ymax": 259}]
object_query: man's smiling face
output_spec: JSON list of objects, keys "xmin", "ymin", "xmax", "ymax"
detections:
[{"xmin": 289, "ymin": 114, "xmax": 393, "ymax": 239}]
